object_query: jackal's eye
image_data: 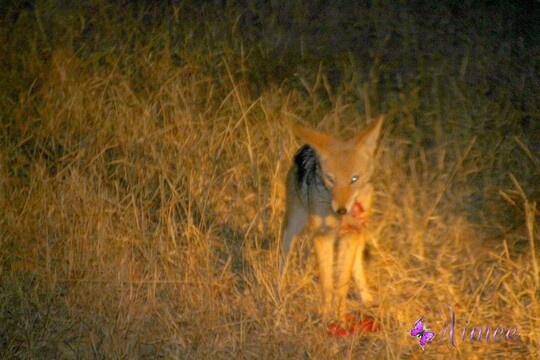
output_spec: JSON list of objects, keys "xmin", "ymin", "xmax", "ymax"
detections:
[
  {"xmin": 351, "ymin": 175, "xmax": 359, "ymax": 183},
  {"xmin": 324, "ymin": 174, "xmax": 334, "ymax": 184}
]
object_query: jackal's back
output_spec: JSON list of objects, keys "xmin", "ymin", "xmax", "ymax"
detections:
[{"xmin": 292, "ymin": 145, "xmax": 332, "ymax": 215}]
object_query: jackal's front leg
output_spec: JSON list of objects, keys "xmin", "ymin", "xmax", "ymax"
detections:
[
  {"xmin": 335, "ymin": 233, "xmax": 363, "ymax": 322},
  {"xmin": 351, "ymin": 186, "xmax": 373, "ymax": 305},
  {"xmin": 313, "ymin": 232, "xmax": 335, "ymax": 322},
  {"xmin": 352, "ymin": 234, "xmax": 373, "ymax": 305}
]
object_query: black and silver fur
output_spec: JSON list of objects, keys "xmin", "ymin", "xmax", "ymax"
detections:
[{"xmin": 282, "ymin": 145, "xmax": 333, "ymax": 256}]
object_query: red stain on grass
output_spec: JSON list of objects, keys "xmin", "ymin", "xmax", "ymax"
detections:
[{"xmin": 327, "ymin": 313, "xmax": 381, "ymax": 337}]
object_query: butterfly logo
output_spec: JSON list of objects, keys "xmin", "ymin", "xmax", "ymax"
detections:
[{"xmin": 409, "ymin": 317, "xmax": 435, "ymax": 350}]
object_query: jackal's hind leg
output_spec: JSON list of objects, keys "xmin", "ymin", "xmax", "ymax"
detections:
[
  {"xmin": 281, "ymin": 203, "xmax": 307, "ymax": 258},
  {"xmin": 281, "ymin": 195, "xmax": 308, "ymax": 277}
]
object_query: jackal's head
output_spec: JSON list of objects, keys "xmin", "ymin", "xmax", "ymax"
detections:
[{"xmin": 294, "ymin": 115, "xmax": 384, "ymax": 215}]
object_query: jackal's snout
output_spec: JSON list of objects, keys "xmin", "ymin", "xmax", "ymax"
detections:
[{"xmin": 331, "ymin": 187, "xmax": 355, "ymax": 216}]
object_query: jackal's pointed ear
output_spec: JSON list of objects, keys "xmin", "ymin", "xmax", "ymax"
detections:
[
  {"xmin": 293, "ymin": 124, "xmax": 335, "ymax": 155},
  {"xmin": 355, "ymin": 114, "xmax": 384, "ymax": 156}
]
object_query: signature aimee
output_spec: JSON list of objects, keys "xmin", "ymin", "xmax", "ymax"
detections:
[{"xmin": 409, "ymin": 304, "xmax": 520, "ymax": 351}]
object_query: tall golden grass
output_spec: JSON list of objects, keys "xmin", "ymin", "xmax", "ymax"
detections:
[{"xmin": 1, "ymin": 1, "xmax": 538, "ymax": 358}]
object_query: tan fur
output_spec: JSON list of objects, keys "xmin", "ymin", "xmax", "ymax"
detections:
[
  {"xmin": 323, "ymin": 215, "xmax": 340, "ymax": 228},
  {"xmin": 308, "ymin": 215, "xmax": 324, "ymax": 232},
  {"xmin": 286, "ymin": 115, "xmax": 383, "ymax": 323}
]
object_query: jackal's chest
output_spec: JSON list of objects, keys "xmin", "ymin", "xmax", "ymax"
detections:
[
  {"xmin": 338, "ymin": 202, "xmax": 368, "ymax": 236},
  {"xmin": 308, "ymin": 214, "xmax": 340, "ymax": 233},
  {"xmin": 308, "ymin": 201, "xmax": 368, "ymax": 235}
]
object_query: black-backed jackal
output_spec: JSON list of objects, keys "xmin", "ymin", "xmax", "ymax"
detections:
[{"xmin": 282, "ymin": 115, "xmax": 384, "ymax": 323}]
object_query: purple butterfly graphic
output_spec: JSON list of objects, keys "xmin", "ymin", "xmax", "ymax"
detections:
[{"xmin": 409, "ymin": 318, "xmax": 435, "ymax": 350}]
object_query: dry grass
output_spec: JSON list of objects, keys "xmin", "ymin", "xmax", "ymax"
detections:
[{"xmin": 1, "ymin": 1, "xmax": 538, "ymax": 358}]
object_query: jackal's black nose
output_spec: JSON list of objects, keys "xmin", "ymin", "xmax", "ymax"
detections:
[{"xmin": 336, "ymin": 207, "xmax": 347, "ymax": 215}]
